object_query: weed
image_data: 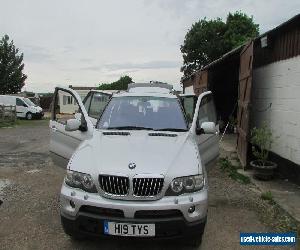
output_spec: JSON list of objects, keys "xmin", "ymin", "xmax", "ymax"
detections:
[
  {"xmin": 260, "ymin": 191, "xmax": 275, "ymax": 204},
  {"xmin": 219, "ymin": 157, "xmax": 250, "ymax": 184}
]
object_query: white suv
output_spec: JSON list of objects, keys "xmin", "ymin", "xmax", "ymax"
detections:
[{"xmin": 49, "ymin": 83, "xmax": 219, "ymax": 247}]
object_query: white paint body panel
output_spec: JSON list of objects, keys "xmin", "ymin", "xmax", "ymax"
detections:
[{"xmin": 251, "ymin": 55, "xmax": 300, "ymax": 165}]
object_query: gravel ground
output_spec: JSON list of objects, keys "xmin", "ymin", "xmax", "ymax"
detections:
[{"xmin": 0, "ymin": 122, "xmax": 296, "ymax": 250}]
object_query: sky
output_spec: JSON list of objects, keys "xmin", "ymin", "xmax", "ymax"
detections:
[{"xmin": 0, "ymin": 0, "xmax": 299, "ymax": 93}]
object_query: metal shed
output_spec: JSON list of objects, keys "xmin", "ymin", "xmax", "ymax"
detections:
[{"xmin": 182, "ymin": 14, "xmax": 300, "ymax": 177}]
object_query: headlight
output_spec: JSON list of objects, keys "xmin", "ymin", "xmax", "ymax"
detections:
[
  {"xmin": 166, "ymin": 175, "xmax": 204, "ymax": 196},
  {"xmin": 65, "ymin": 170, "xmax": 97, "ymax": 193}
]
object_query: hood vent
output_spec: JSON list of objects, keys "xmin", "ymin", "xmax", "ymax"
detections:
[
  {"xmin": 102, "ymin": 131, "xmax": 130, "ymax": 136},
  {"xmin": 148, "ymin": 132, "xmax": 177, "ymax": 137}
]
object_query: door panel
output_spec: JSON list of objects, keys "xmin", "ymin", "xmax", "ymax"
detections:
[
  {"xmin": 50, "ymin": 87, "xmax": 93, "ymax": 166},
  {"xmin": 191, "ymin": 92, "xmax": 219, "ymax": 167}
]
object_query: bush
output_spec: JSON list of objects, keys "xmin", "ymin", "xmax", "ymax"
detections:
[{"xmin": 250, "ymin": 123, "xmax": 273, "ymax": 164}]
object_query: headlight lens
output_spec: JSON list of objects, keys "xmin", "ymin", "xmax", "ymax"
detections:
[
  {"xmin": 65, "ymin": 170, "xmax": 97, "ymax": 193},
  {"xmin": 167, "ymin": 175, "xmax": 204, "ymax": 196}
]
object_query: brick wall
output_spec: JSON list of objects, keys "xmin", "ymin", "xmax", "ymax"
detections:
[{"xmin": 251, "ymin": 55, "xmax": 300, "ymax": 165}]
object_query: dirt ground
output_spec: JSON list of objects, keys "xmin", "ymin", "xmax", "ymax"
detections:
[{"xmin": 0, "ymin": 122, "xmax": 295, "ymax": 249}]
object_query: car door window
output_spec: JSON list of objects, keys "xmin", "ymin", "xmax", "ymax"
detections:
[
  {"xmin": 83, "ymin": 92, "xmax": 92, "ymax": 113},
  {"xmin": 89, "ymin": 93, "xmax": 110, "ymax": 119},
  {"xmin": 197, "ymin": 94, "xmax": 217, "ymax": 128},
  {"xmin": 16, "ymin": 98, "xmax": 26, "ymax": 107},
  {"xmin": 54, "ymin": 89, "xmax": 81, "ymax": 124},
  {"xmin": 181, "ymin": 96, "xmax": 196, "ymax": 124}
]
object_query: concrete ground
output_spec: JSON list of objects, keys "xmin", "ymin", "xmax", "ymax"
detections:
[
  {"xmin": 0, "ymin": 122, "xmax": 295, "ymax": 249},
  {"xmin": 239, "ymin": 168, "xmax": 300, "ymax": 224}
]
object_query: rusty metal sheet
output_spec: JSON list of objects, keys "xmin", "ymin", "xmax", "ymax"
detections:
[
  {"xmin": 237, "ymin": 41, "xmax": 253, "ymax": 168},
  {"xmin": 194, "ymin": 70, "xmax": 208, "ymax": 96}
]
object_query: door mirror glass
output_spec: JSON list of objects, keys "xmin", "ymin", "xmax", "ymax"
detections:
[
  {"xmin": 65, "ymin": 119, "xmax": 81, "ymax": 131},
  {"xmin": 200, "ymin": 121, "xmax": 217, "ymax": 134}
]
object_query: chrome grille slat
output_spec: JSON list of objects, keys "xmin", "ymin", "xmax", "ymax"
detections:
[
  {"xmin": 99, "ymin": 175, "xmax": 163, "ymax": 198},
  {"xmin": 99, "ymin": 175, "xmax": 129, "ymax": 195},
  {"xmin": 137, "ymin": 178, "xmax": 142, "ymax": 196},
  {"xmin": 133, "ymin": 177, "xmax": 164, "ymax": 197}
]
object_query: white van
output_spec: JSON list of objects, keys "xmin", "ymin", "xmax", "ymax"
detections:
[{"xmin": 0, "ymin": 95, "xmax": 44, "ymax": 120}]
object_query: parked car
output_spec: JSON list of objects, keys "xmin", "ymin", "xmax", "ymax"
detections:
[
  {"xmin": 0, "ymin": 95, "xmax": 44, "ymax": 120},
  {"xmin": 49, "ymin": 83, "xmax": 219, "ymax": 247}
]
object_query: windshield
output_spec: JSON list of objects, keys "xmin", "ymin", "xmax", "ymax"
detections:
[
  {"xmin": 24, "ymin": 98, "xmax": 36, "ymax": 106},
  {"xmin": 97, "ymin": 96, "xmax": 188, "ymax": 131}
]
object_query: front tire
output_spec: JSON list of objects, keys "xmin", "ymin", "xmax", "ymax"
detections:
[{"xmin": 26, "ymin": 112, "xmax": 33, "ymax": 120}]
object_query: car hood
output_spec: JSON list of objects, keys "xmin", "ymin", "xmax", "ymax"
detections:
[{"xmin": 70, "ymin": 130, "xmax": 202, "ymax": 179}]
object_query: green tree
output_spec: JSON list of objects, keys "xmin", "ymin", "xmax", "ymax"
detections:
[
  {"xmin": 98, "ymin": 75, "xmax": 133, "ymax": 90},
  {"xmin": 224, "ymin": 12, "xmax": 259, "ymax": 49},
  {"xmin": 0, "ymin": 35, "xmax": 27, "ymax": 94},
  {"xmin": 180, "ymin": 12, "xmax": 259, "ymax": 77}
]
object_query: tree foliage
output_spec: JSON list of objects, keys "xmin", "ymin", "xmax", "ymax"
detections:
[
  {"xmin": 0, "ymin": 35, "xmax": 27, "ymax": 94},
  {"xmin": 181, "ymin": 11, "xmax": 259, "ymax": 77},
  {"xmin": 98, "ymin": 75, "xmax": 133, "ymax": 90}
]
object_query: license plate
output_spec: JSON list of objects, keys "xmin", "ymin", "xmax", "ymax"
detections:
[{"xmin": 103, "ymin": 221, "xmax": 155, "ymax": 237}]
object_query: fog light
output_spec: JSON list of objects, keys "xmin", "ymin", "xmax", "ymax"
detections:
[
  {"xmin": 70, "ymin": 200, "xmax": 75, "ymax": 208},
  {"xmin": 188, "ymin": 205, "xmax": 195, "ymax": 213}
]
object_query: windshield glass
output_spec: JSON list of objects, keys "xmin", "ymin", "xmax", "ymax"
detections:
[
  {"xmin": 97, "ymin": 96, "xmax": 188, "ymax": 131},
  {"xmin": 24, "ymin": 98, "xmax": 36, "ymax": 106}
]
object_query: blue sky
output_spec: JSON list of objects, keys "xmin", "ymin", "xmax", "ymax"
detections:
[{"xmin": 0, "ymin": 0, "xmax": 299, "ymax": 92}]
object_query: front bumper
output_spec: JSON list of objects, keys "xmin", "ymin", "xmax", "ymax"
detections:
[
  {"xmin": 60, "ymin": 183, "xmax": 208, "ymax": 239},
  {"xmin": 60, "ymin": 183, "xmax": 208, "ymax": 223},
  {"xmin": 61, "ymin": 212, "xmax": 206, "ymax": 239}
]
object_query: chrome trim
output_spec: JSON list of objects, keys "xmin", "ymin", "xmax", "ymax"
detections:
[{"xmin": 98, "ymin": 174, "xmax": 165, "ymax": 200}]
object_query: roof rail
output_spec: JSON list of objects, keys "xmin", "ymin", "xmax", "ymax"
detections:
[{"xmin": 127, "ymin": 82, "xmax": 173, "ymax": 92}]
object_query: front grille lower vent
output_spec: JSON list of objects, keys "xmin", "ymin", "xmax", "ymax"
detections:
[
  {"xmin": 135, "ymin": 209, "xmax": 182, "ymax": 219},
  {"xmin": 80, "ymin": 206, "xmax": 124, "ymax": 218},
  {"xmin": 98, "ymin": 175, "xmax": 129, "ymax": 195},
  {"xmin": 148, "ymin": 132, "xmax": 177, "ymax": 137},
  {"xmin": 102, "ymin": 131, "xmax": 130, "ymax": 136},
  {"xmin": 133, "ymin": 177, "xmax": 164, "ymax": 197}
]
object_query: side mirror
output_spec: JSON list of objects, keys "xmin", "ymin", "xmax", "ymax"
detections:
[
  {"xmin": 196, "ymin": 121, "xmax": 217, "ymax": 135},
  {"xmin": 201, "ymin": 121, "xmax": 217, "ymax": 134},
  {"xmin": 65, "ymin": 119, "xmax": 81, "ymax": 131}
]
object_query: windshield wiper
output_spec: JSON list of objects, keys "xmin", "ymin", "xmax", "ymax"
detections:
[
  {"xmin": 154, "ymin": 128, "xmax": 188, "ymax": 132},
  {"xmin": 106, "ymin": 126, "xmax": 154, "ymax": 131}
]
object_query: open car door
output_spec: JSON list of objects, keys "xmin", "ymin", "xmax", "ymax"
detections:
[
  {"xmin": 189, "ymin": 91, "xmax": 219, "ymax": 168},
  {"xmin": 50, "ymin": 87, "xmax": 94, "ymax": 167}
]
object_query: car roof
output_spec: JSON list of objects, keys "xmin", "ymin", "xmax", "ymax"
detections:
[
  {"xmin": 113, "ymin": 92, "xmax": 178, "ymax": 98},
  {"xmin": 113, "ymin": 83, "xmax": 178, "ymax": 99},
  {"xmin": 89, "ymin": 90, "xmax": 120, "ymax": 95}
]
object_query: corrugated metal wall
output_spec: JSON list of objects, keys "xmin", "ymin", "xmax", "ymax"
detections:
[{"xmin": 254, "ymin": 16, "xmax": 300, "ymax": 68}]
